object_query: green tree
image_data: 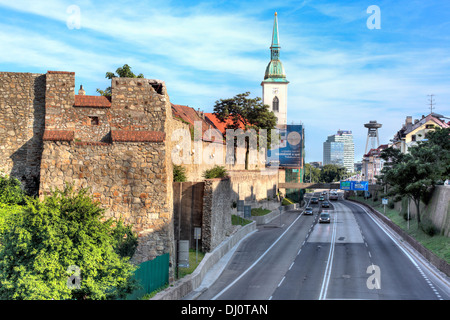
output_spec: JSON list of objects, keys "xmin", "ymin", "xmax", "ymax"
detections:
[
  {"xmin": 212, "ymin": 92, "xmax": 277, "ymax": 169},
  {"xmin": 97, "ymin": 64, "xmax": 144, "ymax": 97},
  {"xmin": 0, "ymin": 186, "xmax": 138, "ymax": 300},
  {"xmin": 379, "ymin": 129, "xmax": 450, "ymax": 226},
  {"xmin": 303, "ymin": 163, "xmax": 320, "ymax": 183},
  {"xmin": 213, "ymin": 92, "xmax": 277, "ymax": 133},
  {"xmin": 319, "ymin": 164, "xmax": 346, "ymax": 183}
]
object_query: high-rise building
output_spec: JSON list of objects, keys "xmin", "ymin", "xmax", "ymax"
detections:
[
  {"xmin": 323, "ymin": 130, "xmax": 355, "ymax": 173},
  {"xmin": 261, "ymin": 12, "xmax": 289, "ymax": 127}
]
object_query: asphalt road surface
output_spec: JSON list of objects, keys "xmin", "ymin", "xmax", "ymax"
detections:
[{"xmin": 195, "ymin": 192, "xmax": 450, "ymax": 300}]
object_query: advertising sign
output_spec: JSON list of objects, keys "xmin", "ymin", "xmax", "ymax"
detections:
[{"xmin": 269, "ymin": 124, "xmax": 303, "ymax": 168}]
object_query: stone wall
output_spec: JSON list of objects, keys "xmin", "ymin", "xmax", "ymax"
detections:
[
  {"xmin": 395, "ymin": 185, "xmax": 450, "ymax": 237},
  {"xmin": 228, "ymin": 170, "xmax": 278, "ymax": 203},
  {"xmin": 39, "ymin": 140, "xmax": 174, "ymax": 264},
  {"xmin": 39, "ymin": 72, "xmax": 175, "ymax": 270},
  {"xmin": 0, "ymin": 72, "xmax": 46, "ymax": 194},
  {"xmin": 0, "ymin": 70, "xmax": 176, "ymax": 277},
  {"xmin": 202, "ymin": 178, "xmax": 234, "ymax": 252},
  {"xmin": 201, "ymin": 170, "xmax": 279, "ymax": 252}
]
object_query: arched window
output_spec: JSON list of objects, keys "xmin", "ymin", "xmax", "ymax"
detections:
[{"xmin": 273, "ymin": 96, "xmax": 279, "ymax": 112}]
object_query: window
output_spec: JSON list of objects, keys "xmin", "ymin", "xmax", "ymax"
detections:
[
  {"xmin": 89, "ymin": 116, "xmax": 99, "ymax": 126},
  {"xmin": 411, "ymin": 135, "xmax": 416, "ymax": 141},
  {"xmin": 273, "ymin": 96, "xmax": 279, "ymax": 112}
]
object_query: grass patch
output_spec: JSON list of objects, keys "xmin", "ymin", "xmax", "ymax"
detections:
[
  {"xmin": 349, "ymin": 196, "xmax": 450, "ymax": 263},
  {"xmin": 251, "ymin": 207, "xmax": 271, "ymax": 216},
  {"xmin": 141, "ymin": 283, "xmax": 169, "ymax": 300},
  {"xmin": 177, "ymin": 248, "xmax": 206, "ymax": 279},
  {"xmin": 231, "ymin": 214, "xmax": 252, "ymax": 226}
]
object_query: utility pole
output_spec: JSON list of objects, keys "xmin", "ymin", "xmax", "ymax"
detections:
[{"xmin": 428, "ymin": 94, "xmax": 435, "ymax": 114}]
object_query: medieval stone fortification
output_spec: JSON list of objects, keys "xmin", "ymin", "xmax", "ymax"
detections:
[
  {"xmin": 0, "ymin": 70, "xmax": 281, "ymax": 278},
  {"xmin": 0, "ymin": 71, "xmax": 175, "ymax": 267}
]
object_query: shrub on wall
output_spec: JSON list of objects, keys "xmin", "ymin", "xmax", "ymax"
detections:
[
  {"xmin": 203, "ymin": 166, "xmax": 228, "ymax": 179},
  {"xmin": 0, "ymin": 174, "xmax": 26, "ymax": 205},
  {"xmin": 173, "ymin": 164, "xmax": 187, "ymax": 182}
]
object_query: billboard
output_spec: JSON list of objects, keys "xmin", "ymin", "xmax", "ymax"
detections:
[
  {"xmin": 268, "ymin": 124, "xmax": 303, "ymax": 168},
  {"xmin": 339, "ymin": 181, "xmax": 369, "ymax": 191}
]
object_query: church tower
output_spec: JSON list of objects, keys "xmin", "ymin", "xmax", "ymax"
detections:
[{"xmin": 261, "ymin": 12, "xmax": 289, "ymax": 127}]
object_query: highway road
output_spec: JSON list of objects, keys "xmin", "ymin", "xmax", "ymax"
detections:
[{"xmin": 195, "ymin": 191, "xmax": 450, "ymax": 300}]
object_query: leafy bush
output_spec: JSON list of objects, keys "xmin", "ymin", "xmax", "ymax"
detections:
[
  {"xmin": 173, "ymin": 164, "xmax": 187, "ymax": 182},
  {"xmin": 0, "ymin": 174, "xmax": 26, "ymax": 205},
  {"xmin": 0, "ymin": 185, "xmax": 138, "ymax": 300},
  {"xmin": 420, "ymin": 219, "xmax": 438, "ymax": 237},
  {"xmin": 203, "ymin": 166, "xmax": 228, "ymax": 179}
]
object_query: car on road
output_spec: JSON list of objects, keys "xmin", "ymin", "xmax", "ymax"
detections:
[
  {"xmin": 311, "ymin": 197, "xmax": 318, "ymax": 204},
  {"xmin": 319, "ymin": 212, "xmax": 331, "ymax": 223},
  {"xmin": 304, "ymin": 207, "xmax": 313, "ymax": 215},
  {"xmin": 319, "ymin": 196, "xmax": 324, "ymax": 201},
  {"xmin": 321, "ymin": 191, "xmax": 327, "ymax": 195},
  {"xmin": 329, "ymin": 192, "xmax": 338, "ymax": 201},
  {"xmin": 321, "ymin": 201, "xmax": 330, "ymax": 208}
]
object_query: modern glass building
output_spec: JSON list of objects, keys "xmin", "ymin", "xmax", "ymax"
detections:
[{"xmin": 323, "ymin": 130, "xmax": 354, "ymax": 173}]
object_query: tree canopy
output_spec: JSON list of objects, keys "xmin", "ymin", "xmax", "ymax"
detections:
[
  {"xmin": 213, "ymin": 92, "xmax": 277, "ymax": 133},
  {"xmin": 378, "ymin": 127, "xmax": 450, "ymax": 225},
  {"xmin": 97, "ymin": 64, "xmax": 144, "ymax": 97},
  {"xmin": 319, "ymin": 164, "xmax": 347, "ymax": 183},
  {"xmin": 212, "ymin": 92, "xmax": 278, "ymax": 169},
  {"xmin": 0, "ymin": 185, "xmax": 138, "ymax": 300}
]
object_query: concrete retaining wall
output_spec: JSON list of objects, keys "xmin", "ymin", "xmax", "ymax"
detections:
[{"xmin": 151, "ymin": 221, "xmax": 257, "ymax": 300}]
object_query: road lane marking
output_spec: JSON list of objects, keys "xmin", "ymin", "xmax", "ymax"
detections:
[
  {"xmin": 318, "ymin": 211, "xmax": 338, "ymax": 300},
  {"xmin": 211, "ymin": 212, "xmax": 304, "ymax": 300},
  {"xmin": 278, "ymin": 276, "xmax": 286, "ymax": 287},
  {"xmin": 350, "ymin": 201, "xmax": 446, "ymax": 300}
]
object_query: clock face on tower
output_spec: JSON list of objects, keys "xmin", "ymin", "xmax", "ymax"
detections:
[{"xmin": 272, "ymin": 88, "xmax": 279, "ymax": 94}]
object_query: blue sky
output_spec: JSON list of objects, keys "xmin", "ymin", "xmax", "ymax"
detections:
[{"xmin": 1, "ymin": 0, "xmax": 449, "ymax": 163}]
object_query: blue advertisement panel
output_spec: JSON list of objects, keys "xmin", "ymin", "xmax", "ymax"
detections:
[{"xmin": 269, "ymin": 125, "xmax": 303, "ymax": 168}]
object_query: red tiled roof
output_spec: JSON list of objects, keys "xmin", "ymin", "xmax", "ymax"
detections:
[
  {"xmin": 42, "ymin": 130, "xmax": 74, "ymax": 141},
  {"xmin": 171, "ymin": 104, "xmax": 222, "ymax": 141},
  {"xmin": 203, "ymin": 113, "xmax": 245, "ymax": 135},
  {"xmin": 74, "ymin": 95, "xmax": 111, "ymax": 108},
  {"xmin": 47, "ymin": 71, "xmax": 75, "ymax": 75},
  {"xmin": 111, "ymin": 130, "xmax": 165, "ymax": 142}
]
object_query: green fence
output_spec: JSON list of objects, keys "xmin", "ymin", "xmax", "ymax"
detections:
[
  {"xmin": 285, "ymin": 168, "xmax": 305, "ymax": 203},
  {"xmin": 127, "ymin": 253, "xmax": 170, "ymax": 300}
]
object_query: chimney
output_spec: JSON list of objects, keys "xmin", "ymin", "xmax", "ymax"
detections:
[
  {"xmin": 78, "ymin": 85, "xmax": 86, "ymax": 95},
  {"xmin": 405, "ymin": 116, "xmax": 412, "ymax": 125}
]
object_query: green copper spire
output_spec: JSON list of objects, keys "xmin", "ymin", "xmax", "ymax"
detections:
[
  {"xmin": 271, "ymin": 12, "xmax": 280, "ymax": 58},
  {"xmin": 263, "ymin": 12, "xmax": 288, "ymax": 83}
]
